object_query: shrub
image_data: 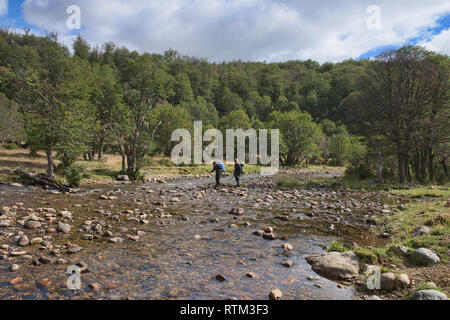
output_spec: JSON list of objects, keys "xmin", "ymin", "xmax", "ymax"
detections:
[
  {"xmin": 65, "ymin": 164, "xmax": 87, "ymax": 187},
  {"xmin": 126, "ymin": 170, "xmax": 144, "ymax": 182},
  {"xmin": 345, "ymin": 163, "xmax": 373, "ymax": 180}
]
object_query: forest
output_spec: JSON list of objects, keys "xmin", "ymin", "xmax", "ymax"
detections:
[{"xmin": 0, "ymin": 30, "xmax": 448, "ymax": 185}]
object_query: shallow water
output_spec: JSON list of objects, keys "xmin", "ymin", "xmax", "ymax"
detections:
[{"xmin": 0, "ymin": 174, "xmax": 372, "ymax": 300}]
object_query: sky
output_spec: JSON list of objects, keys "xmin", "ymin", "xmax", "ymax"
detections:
[{"xmin": 0, "ymin": 0, "xmax": 449, "ymax": 63}]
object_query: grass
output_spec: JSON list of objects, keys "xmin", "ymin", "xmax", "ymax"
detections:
[
  {"xmin": 325, "ymin": 185, "xmax": 449, "ymax": 271},
  {"xmin": 390, "ymin": 186, "xmax": 449, "ymax": 199},
  {"xmin": 277, "ymin": 177, "xmax": 304, "ymax": 189},
  {"xmin": 0, "ymin": 147, "xmax": 267, "ymax": 183}
]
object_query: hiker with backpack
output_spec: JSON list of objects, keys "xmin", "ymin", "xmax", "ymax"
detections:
[
  {"xmin": 210, "ymin": 161, "xmax": 224, "ymax": 189},
  {"xmin": 233, "ymin": 158, "xmax": 244, "ymax": 187}
]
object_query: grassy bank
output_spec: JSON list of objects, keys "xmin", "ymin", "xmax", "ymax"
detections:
[{"xmin": 0, "ymin": 148, "xmax": 267, "ymax": 183}]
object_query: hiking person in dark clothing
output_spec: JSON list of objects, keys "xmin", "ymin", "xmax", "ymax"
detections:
[
  {"xmin": 233, "ymin": 158, "xmax": 243, "ymax": 187},
  {"xmin": 210, "ymin": 161, "xmax": 222, "ymax": 189}
]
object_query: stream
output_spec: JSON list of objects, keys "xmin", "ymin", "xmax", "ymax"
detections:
[{"xmin": 0, "ymin": 172, "xmax": 394, "ymax": 300}]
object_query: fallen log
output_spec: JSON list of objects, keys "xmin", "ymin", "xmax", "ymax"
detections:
[{"xmin": 15, "ymin": 168, "xmax": 71, "ymax": 192}]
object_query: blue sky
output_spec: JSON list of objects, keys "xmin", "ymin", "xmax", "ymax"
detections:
[{"xmin": 1, "ymin": 0, "xmax": 449, "ymax": 63}]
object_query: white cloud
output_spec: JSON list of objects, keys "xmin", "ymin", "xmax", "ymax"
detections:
[
  {"xmin": 419, "ymin": 28, "xmax": 450, "ymax": 55},
  {"xmin": 21, "ymin": 0, "xmax": 450, "ymax": 62},
  {"xmin": 0, "ymin": 0, "xmax": 8, "ymax": 16}
]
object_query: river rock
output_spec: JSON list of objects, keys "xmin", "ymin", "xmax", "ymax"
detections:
[
  {"xmin": 9, "ymin": 264, "xmax": 19, "ymax": 272},
  {"xmin": 18, "ymin": 235, "xmax": 30, "ymax": 246},
  {"xmin": 269, "ymin": 289, "xmax": 283, "ymax": 300},
  {"xmin": 281, "ymin": 260, "xmax": 294, "ymax": 267},
  {"xmin": 31, "ymin": 237, "xmax": 43, "ymax": 245},
  {"xmin": 116, "ymin": 175, "xmax": 129, "ymax": 182},
  {"xmin": 306, "ymin": 251, "xmax": 360, "ymax": 281},
  {"xmin": 82, "ymin": 234, "xmax": 94, "ymax": 241},
  {"xmin": 252, "ymin": 230, "xmax": 264, "ymax": 236},
  {"xmin": 380, "ymin": 272, "xmax": 396, "ymax": 290},
  {"xmin": 25, "ymin": 220, "xmax": 41, "ymax": 229},
  {"xmin": 38, "ymin": 256, "xmax": 54, "ymax": 264},
  {"xmin": 58, "ymin": 211, "xmax": 73, "ymax": 219},
  {"xmin": 414, "ymin": 290, "xmax": 448, "ymax": 300},
  {"xmin": 380, "ymin": 272, "xmax": 409, "ymax": 290},
  {"xmin": 397, "ymin": 273, "xmax": 410, "ymax": 288},
  {"xmin": 89, "ymin": 283, "xmax": 102, "ymax": 292},
  {"xmin": 108, "ymin": 237, "xmax": 123, "ymax": 244},
  {"xmin": 281, "ymin": 243, "xmax": 293, "ymax": 251},
  {"xmin": 229, "ymin": 207, "xmax": 244, "ymax": 216},
  {"xmin": 262, "ymin": 233, "xmax": 276, "ymax": 240},
  {"xmin": 57, "ymin": 223, "xmax": 71, "ymax": 234},
  {"xmin": 67, "ymin": 245, "xmax": 83, "ymax": 254},
  {"xmin": 389, "ymin": 245, "xmax": 409, "ymax": 256},
  {"xmin": 215, "ymin": 274, "xmax": 226, "ymax": 282},
  {"xmin": 0, "ymin": 219, "xmax": 11, "ymax": 227},
  {"xmin": 411, "ymin": 226, "xmax": 431, "ymax": 237},
  {"xmin": 412, "ymin": 248, "xmax": 440, "ymax": 265}
]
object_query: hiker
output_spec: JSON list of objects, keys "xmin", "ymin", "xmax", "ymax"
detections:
[
  {"xmin": 233, "ymin": 158, "xmax": 244, "ymax": 187},
  {"xmin": 210, "ymin": 161, "xmax": 222, "ymax": 189}
]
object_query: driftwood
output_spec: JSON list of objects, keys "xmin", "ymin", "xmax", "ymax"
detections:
[{"xmin": 15, "ymin": 168, "xmax": 71, "ymax": 192}]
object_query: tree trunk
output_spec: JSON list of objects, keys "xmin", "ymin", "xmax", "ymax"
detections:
[
  {"xmin": 98, "ymin": 136, "xmax": 105, "ymax": 160},
  {"xmin": 428, "ymin": 149, "xmax": 434, "ymax": 182},
  {"xmin": 441, "ymin": 157, "xmax": 448, "ymax": 177},
  {"xmin": 119, "ymin": 144, "xmax": 127, "ymax": 173},
  {"xmin": 398, "ymin": 154, "xmax": 405, "ymax": 184},
  {"xmin": 376, "ymin": 151, "xmax": 383, "ymax": 184},
  {"xmin": 46, "ymin": 149, "xmax": 55, "ymax": 179}
]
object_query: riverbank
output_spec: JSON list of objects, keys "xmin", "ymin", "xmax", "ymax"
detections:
[{"xmin": 292, "ymin": 177, "xmax": 449, "ymax": 300}]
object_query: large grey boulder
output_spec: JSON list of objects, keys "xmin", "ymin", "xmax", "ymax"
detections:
[
  {"xmin": 306, "ymin": 251, "xmax": 360, "ymax": 281},
  {"xmin": 414, "ymin": 290, "xmax": 447, "ymax": 300},
  {"xmin": 412, "ymin": 248, "xmax": 440, "ymax": 265}
]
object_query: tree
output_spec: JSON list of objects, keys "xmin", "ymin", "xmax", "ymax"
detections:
[
  {"xmin": 73, "ymin": 34, "xmax": 90, "ymax": 60},
  {"xmin": 215, "ymin": 86, "xmax": 244, "ymax": 115},
  {"xmin": 268, "ymin": 111, "xmax": 323, "ymax": 165},
  {"xmin": 218, "ymin": 109, "xmax": 252, "ymax": 133},
  {"xmin": 170, "ymin": 73, "xmax": 194, "ymax": 105},
  {"xmin": 121, "ymin": 54, "xmax": 171, "ymax": 173},
  {"xmin": 0, "ymin": 93, "xmax": 23, "ymax": 145},
  {"xmin": 347, "ymin": 46, "xmax": 449, "ymax": 183},
  {"xmin": 181, "ymin": 96, "xmax": 219, "ymax": 127},
  {"xmin": 90, "ymin": 64, "xmax": 127, "ymax": 162},
  {"xmin": 12, "ymin": 37, "xmax": 92, "ymax": 177},
  {"xmin": 149, "ymin": 104, "xmax": 193, "ymax": 156}
]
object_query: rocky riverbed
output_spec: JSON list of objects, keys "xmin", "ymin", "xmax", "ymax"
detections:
[{"xmin": 0, "ymin": 170, "xmax": 418, "ymax": 300}]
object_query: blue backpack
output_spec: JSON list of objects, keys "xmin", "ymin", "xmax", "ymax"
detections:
[{"xmin": 217, "ymin": 161, "xmax": 226, "ymax": 172}]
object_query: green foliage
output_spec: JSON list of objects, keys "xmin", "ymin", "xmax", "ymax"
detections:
[
  {"xmin": 345, "ymin": 163, "xmax": 373, "ymax": 180},
  {"xmin": 64, "ymin": 164, "xmax": 87, "ymax": 187},
  {"xmin": 218, "ymin": 109, "xmax": 252, "ymax": 132},
  {"xmin": 327, "ymin": 241, "xmax": 349, "ymax": 253},
  {"xmin": 181, "ymin": 96, "xmax": 219, "ymax": 126},
  {"xmin": 0, "ymin": 93, "xmax": 23, "ymax": 144},
  {"xmin": 150, "ymin": 104, "xmax": 193, "ymax": 156},
  {"xmin": 268, "ymin": 110, "xmax": 323, "ymax": 165}
]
